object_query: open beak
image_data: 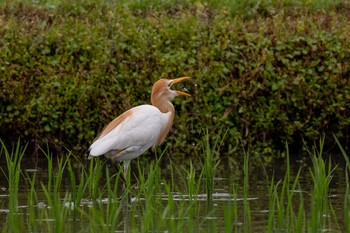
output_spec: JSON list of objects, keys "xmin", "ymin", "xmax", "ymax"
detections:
[{"xmin": 171, "ymin": 77, "xmax": 191, "ymax": 97}]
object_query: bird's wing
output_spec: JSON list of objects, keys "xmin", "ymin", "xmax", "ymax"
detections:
[
  {"xmin": 89, "ymin": 105, "xmax": 170, "ymax": 157},
  {"xmin": 95, "ymin": 108, "xmax": 134, "ymax": 140}
]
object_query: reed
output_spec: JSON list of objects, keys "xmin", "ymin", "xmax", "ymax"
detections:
[
  {"xmin": 85, "ymin": 172, "xmax": 122, "ymax": 232},
  {"xmin": 266, "ymin": 174, "xmax": 277, "ymax": 232},
  {"xmin": 183, "ymin": 161, "xmax": 202, "ymax": 225},
  {"xmin": 0, "ymin": 139, "xmax": 26, "ymax": 232},
  {"xmin": 86, "ymin": 158, "xmax": 105, "ymax": 200},
  {"xmin": 201, "ymin": 129, "xmax": 223, "ymax": 201},
  {"xmin": 163, "ymin": 161, "xmax": 200, "ymax": 232},
  {"xmin": 334, "ymin": 135, "xmax": 350, "ymax": 233},
  {"xmin": 40, "ymin": 149, "xmax": 70, "ymax": 232},
  {"xmin": 307, "ymin": 137, "xmax": 335, "ymax": 232},
  {"xmin": 267, "ymin": 143, "xmax": 305, "ymax": 232},
  {"xmin": 66, "ymin": 154, "xmax": 82, "ymax": 215},
  {"xmin": 344, "ymin": 171, "xmax": 350, "ymax": 233},
  {"xmin": 242, "ymin": 146, "xmax": 252, "ymax": 232},
  {"xmin": 0, "ymin": 136, "xmax": 348, "ymax": 232},
  {"xmin": 105, "ymin": 169, "xmax": 124, "ymax": 227},
  {"xmin": 136, "ymin": 160, "xmax": 161, "ymax": 232},
  {"xmin": 223, "ymin": 185, "xmax": 239, "ymax": 233},
  {"xmin": 27, "ymin": 171, "xmax": 38, "ymax": 232}
]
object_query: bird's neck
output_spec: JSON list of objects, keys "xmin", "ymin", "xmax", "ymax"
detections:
[
  {"xmin": 151, "ymin": 97, "xmax": 174, "ymax": 113},
  {"xmin": 152, "ymin": 100, "xmax": 175, "ymax": 145}
]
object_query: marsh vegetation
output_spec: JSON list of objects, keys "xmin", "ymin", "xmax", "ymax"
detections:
[
  {"xmin": 0, "ymin": 136, "xmax": 349, "ymax": 232},
  {"xmin": 1, "ymin": 0, "xmax": 350, "ymax": 155},
  {"xmin": 1, "ymin": 0, "xmax": 350, "ymax": 232}
]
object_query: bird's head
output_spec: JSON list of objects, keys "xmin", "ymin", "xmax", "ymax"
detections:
[
  {"xmin": 151, "ymin": 77, "xmax": 190, "ymax": 111},
  {"xmin": 152, "ymin": 77, "xmax": 190, "ymax": 101}
]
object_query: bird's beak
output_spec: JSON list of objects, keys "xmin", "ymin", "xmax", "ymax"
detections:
[{"xmin": 171, "ymin": 77, "xmax": 191, "ymax": 97}]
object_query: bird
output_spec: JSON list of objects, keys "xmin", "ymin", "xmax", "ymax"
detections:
[{"xmin": 88, "ymin": 77, "xmax": 190, "ymax": 177}]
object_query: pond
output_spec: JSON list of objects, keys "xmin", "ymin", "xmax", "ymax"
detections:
[{"xmin": 0, "ymin": 149, "xmax": 348, "ymax": 232}]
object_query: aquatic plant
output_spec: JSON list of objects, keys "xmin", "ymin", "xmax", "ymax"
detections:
[
  {"xmin": 201, "ymin": 129, "xmax": 222, "ymax": 201},
  {"xmin": 1, "ymin": 0, "xmax": 350, "ymax": 155},
  {"xmin": 334, "ymin": 134, "xmax": 350, "ymax": 233},
  {"xmin": 266, "ymin": 143, "xmax": 304, "ymax": 232},
  {"xmin": 0, "ymin": 139, "xmax": 26, "ymax": 232},
  {"xmin": 0, "ymin": 136, "xmax": 349, "ymax": 232}
]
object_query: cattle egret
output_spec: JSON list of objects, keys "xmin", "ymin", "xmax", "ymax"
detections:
[{"xmin": 89, "ymin": 77, "xmax": 190, "ymax": 176}]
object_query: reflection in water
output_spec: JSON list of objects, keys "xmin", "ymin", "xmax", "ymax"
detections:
[{"xmin": 0, "ymin": 155, "xmax": 347, "ymax": 232}]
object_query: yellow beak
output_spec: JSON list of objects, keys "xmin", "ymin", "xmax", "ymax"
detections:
[{"xmin": 171, "ymin": 77, "xmax": 191, "ymax": 97}]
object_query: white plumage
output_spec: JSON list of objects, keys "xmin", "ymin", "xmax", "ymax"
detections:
[
  {"xmin": 89, "ymin": 105, "xmax": 171, "ymax": 160},
  {"xmin": 88, "ymin": 77, "xmax": 190, "ymax": 175}
]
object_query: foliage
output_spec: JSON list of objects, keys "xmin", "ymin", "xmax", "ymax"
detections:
[
  {"xmin": 0, "ymin": 0, "xmax": 350, "ymax": 156},
  {"xmin": 0, "ymin": 135, "xmax": 348, "ymax": 232}
]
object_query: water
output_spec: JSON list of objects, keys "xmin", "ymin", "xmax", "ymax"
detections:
[{"xmin": 0, "ymin": 155, "xmax": 347, "ymax": 232}]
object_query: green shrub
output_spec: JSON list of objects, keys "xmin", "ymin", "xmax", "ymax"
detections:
[{"xmin": 0, "ymin": 1, "xmax": 349, "ymax": 156}]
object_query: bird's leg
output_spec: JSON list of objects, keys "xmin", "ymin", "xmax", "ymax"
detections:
[
  {"xmin": 112, "ymin": 161, "xmax": 128, "ymax": 190},
  {"xmin": 122, "ymin": 160, "xmax": 131, "ymax": 190},
  {"xmin": 118, "ymin": 160, "xmax": 132, "ymax": 204},
  {"xmin": 123, "ymin": 160, "xmax": 130, "ymax": 177},
  {"xmin": 119, "ymin": 169, "xmax": 127, "ymax": 186},
  {"xmin": 152, "ymin": 147, "xmax": 158, "ymax": 161}
]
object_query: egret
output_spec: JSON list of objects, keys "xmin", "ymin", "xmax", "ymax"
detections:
[{"xmin": 89, "ymin": 77, "xmax": 190, "ymax": 176}]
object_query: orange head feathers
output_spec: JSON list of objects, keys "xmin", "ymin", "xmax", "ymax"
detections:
[{"xmin": 151, "ymin": 77, "xmax": 190, "ymax": 113}]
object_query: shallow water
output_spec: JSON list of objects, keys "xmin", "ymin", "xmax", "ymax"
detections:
[{"xmin": 0, "ymin": 154, "xmax": 347, "ymax": 232}]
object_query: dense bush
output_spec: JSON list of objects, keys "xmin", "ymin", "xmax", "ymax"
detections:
[{"xmin": 1, "ymin": 1, "xmax": 349, "ymax": 156}]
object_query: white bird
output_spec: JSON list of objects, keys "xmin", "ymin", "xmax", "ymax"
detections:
[{"xmin": 89, "ymin": 77, "xmax": 190, "ymax": 176}]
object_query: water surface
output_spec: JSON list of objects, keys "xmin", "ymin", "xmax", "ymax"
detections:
[{"xmin": 0, "ymin": 154, "xmax": 347, "ymax": 232}]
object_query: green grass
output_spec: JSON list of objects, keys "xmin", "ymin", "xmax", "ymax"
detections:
[
  {"xmin": 270, "ymin": 143, "xmax": 304, "ymax": 231},
  {"xmin": 334, "ymin": 134, "xmax": 350, "ymax": 233},
  {"xmin": 0, "ymin": 139, "xmax": 26, "ymax": 232},
  {"xmin": 1, "ymin": 0, "xmax": 350, "ymax": 155},
  {"xmin": 0, "ymin": 135, "xmax": 349, "ymax": 232},
  {"xmin": 19, "ymin": 0, "xmax": 345, "ymax": 15},
  {"xmin": 201, "ymin": 129, "xmax": 222, "ymax": 201},
  {"xmin": 1, "ymin": 1, "xmax": 349, "ymax": 231},
  {"xmin": 242, "ymin": 146, "xmax": 252, "ymax": 232},
  {"xmin": 308, "ymin": 138, "xmax": 334, "ymax": 232}
]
